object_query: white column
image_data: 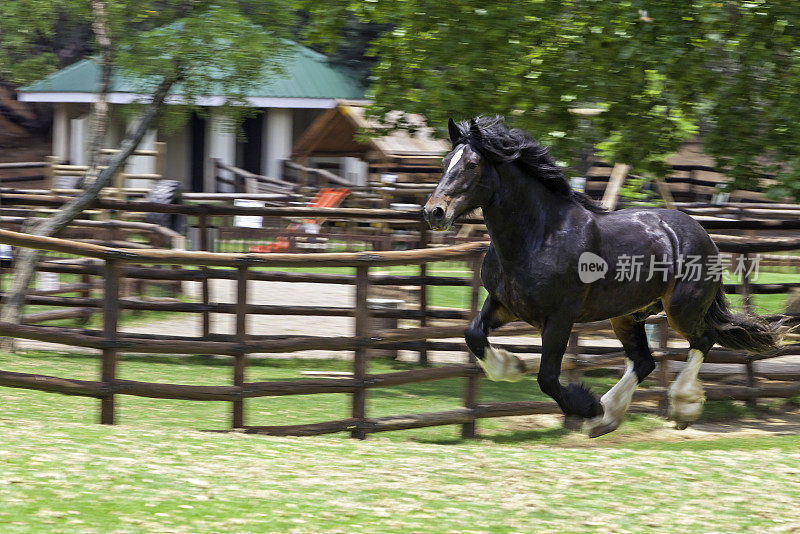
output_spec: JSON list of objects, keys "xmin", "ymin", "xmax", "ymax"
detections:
[
  {"xmin": 69, "ymin": 115, "xmax": 88, "ymax": 165},
  {"xmin": 263, "ymin": 108, "xmax": 293, "ymax": 179},
  {"xmin": 126, "ymin": 115, "xmax": 157, "ymax": 189},
  {"xmin": 162, "ymin": 123, "xmax": 190, "ymax": 188},
  {"xmin": 342, "ymin": 157, "xmax": 368, "ymax": 186},
  {"xmin": 52, "ymin": 103, "xmax": 69, "ymax": 161},
  {"xmin": 207, "ymin": 109, "xmax": 237, "ymax": 192}
]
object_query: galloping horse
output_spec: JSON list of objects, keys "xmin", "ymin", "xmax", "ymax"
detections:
[{"xmin": 424, "ymin": 116, "xmax": 782, "ymax": 437}]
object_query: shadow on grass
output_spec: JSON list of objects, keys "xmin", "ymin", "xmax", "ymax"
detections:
[
  {"xmin": 699, "ymin": 399, "xmax": 764, "ymax": 423},
  {"xmin": 410, "ymin": 425, "xmax": 571, "ymax": 446}
]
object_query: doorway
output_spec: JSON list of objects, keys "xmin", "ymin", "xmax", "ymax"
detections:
[{"xmin": 189, "ymin": 113, "xmax": 206, "ymax": 192}]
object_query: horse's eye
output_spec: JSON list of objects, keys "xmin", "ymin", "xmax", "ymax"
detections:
[{"xmin": 466, "ymin": 161, "xmax": 478, "ymax": 170}]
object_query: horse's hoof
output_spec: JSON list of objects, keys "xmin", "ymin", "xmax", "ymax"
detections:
[
  {"xmin": 479, "ymin": 347, "xmax": 525, "ymax": 382},
  {"xmin": 668, "ymin": 395, "xmax": 705, "ymax": 430},
  {"xmin": 587, "ymin": 421, "xmax": 619, "ymax": 439},
  {"xmin": 584, "ymin": 410, "xmax": 620, "ymax": 438}
]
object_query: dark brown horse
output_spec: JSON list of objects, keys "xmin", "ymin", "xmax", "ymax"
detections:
[{"xmin": 424, "ymin": 116, "xmax": 782, "ymax": 437}]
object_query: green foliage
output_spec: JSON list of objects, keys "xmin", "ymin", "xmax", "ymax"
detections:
[
  {"xmin": 0, "ymin": 0, "xmax": 296, "ymax": 121},
  {"xmin": 303, "ymin": 1, "xmax": 800, "ymax": 200},
  {"xmin": 0, "ymin": 1, "xmax": 78, "ymax": 84}
]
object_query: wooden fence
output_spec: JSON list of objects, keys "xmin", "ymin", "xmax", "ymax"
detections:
[
  {"xmin": 0, "ymin": 227, "xmax": 799, "ymax": 438},
  {"xmin": 585, "ymin": 162, "xmax": 777, "ymax": 203},
  {"xmin": 1, "ymin": 191, "xmax": 799, "ymax": 329}
]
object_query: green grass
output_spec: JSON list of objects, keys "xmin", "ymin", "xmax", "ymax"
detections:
[
  {"xmin": 4, "ymin": 419, "xmax": 800, "ymax": 532},
  {"xmin": 723, "ymin": 270, "xmax": 797, "ymax": 315},
  {"xmin": 0, "ymin": 350, "xmax": 591, "ymax": 440},
  {"xmin": 16, "ymin": 270, "xmax": 192, "ymax": 329},
  {"xmin": 2, "ymin": 351, "xmax": 800, "ymax": 532}
]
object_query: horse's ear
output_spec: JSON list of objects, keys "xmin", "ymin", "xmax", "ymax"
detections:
[
  {"xmin": 448, "ymin": 118, "xmax": 460, "ymax": 146},
  {"xmin": 469, "ymin": 118, "xmax": 482, "ymax": 140}
]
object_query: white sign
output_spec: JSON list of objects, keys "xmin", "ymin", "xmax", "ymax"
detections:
[
  {"xmin": 37, "ymin": 272, "xmax": 59, "ymax": 292},
  {"xmin": 569, "ymin": 176, "xmax": 586, "ymax": 192},
  {"xmin": 233, "ymin": 199, "xmax": 264, "ymax": 228}
]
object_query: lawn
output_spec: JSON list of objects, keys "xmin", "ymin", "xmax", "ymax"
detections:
[
  {"xmin": 0, "ymin": 350, "xmax": 624, "ymax": 441},
  {"xmin": 1, "ymin": 350, "xmax": 800, "ymax": 532}
]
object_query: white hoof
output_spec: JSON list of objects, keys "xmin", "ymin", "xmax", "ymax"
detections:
[
  {"xmin": 668, "ymin": 349, "xmax": 706, "ymax": 429},
  {"xmin": 585, "ymin": 361, "xmax": 638, "ymax": 438},
  {"xmin": 478, "ymin": 347, "xmax": 525, "ymax": 382},
  {"xmin": 668, "ymin": 384, "xmax": 706, "ymax": 429}
]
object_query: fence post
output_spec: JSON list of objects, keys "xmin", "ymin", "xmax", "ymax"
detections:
[
  {"xmin": 45, "ymin": 156, "xmax": 59, "ymax": 191},
  {"xmin": 77, "ymin": 270, "xmax": 93, "ymax": 326},
  {"xmin": 740, "ymin": 252, "xmax": 758, "ymax": 408},
  {"xmin": 233, "ymin": 265, "xmax": 248, "ymax": 428},
  {"xmin": 418, "ymin": 222, "xmax": 429, "ymax": 365},
  {"xmin": 199, "ymin": 212, "xmax": 211, "ymax": 338},
  {"xmin": 657, "ymin": 317, "xmax": 670, "ymax": 417},
  {"xmin": 690, "ymin": 168, "xmax": 699, "ymax": 202},
  {"xmin": 100, "ymin": 259, "xmax": 121, "ymax": 425},
  {"xmin": 351, "ymin": 265, "xmax": 370, "ymax": 439},
  {"xmin": 462, "ymin": 252, "xmax": 483, "ymax": 439},
  {"xmin": 741, "ymin": 252, "xmax": 753, "ymax": 314}
]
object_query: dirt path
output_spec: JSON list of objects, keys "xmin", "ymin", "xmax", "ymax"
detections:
[
  {"xmin": 17, "ymin": 278, "xmax": 800, "ymax": 375},
  {"xmin": 17, "ymin": 279, "xmax": 358, "ymax": 358}
]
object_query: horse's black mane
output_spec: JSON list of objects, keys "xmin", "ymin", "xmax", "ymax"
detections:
[{"xmin": 452, "ymin": 116, "xmax": 607, "ymax": 213}]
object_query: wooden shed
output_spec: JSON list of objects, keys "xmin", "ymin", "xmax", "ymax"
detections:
[{"xmin": 291, "ymin": 100, "xmax": 450, "ymax": 185}]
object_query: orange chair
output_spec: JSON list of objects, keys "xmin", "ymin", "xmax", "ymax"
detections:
[{"xmin": 250, "ymin": 188, "xmax": 350, "ymax": 253}]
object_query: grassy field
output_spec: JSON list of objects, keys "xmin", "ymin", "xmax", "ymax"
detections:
[{"xmin": 2, "ymin": 350, "xmax": 800, "ymax": 532}]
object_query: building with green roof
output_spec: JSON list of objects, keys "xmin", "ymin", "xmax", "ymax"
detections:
[{"xmin": 18, "ymin": 42, "xmax": 366, "ymax": 192}]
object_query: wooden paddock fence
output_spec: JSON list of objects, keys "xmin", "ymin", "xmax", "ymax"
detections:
[
  {"xmin": 0, "ymin": 227, "xmax": 799, "ymax": 438},
  {"xmin": 2, "ymin": 192, "xmax": 798, "ymax": 346}
]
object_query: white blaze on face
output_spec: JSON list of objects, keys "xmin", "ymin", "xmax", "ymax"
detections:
[{"xmin": 446, "ymin": 146, "xmax": 466, "ymax": 175}]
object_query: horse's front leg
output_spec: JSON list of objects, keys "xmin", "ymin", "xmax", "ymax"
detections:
[
  {"xmin": 537, "ymin": 318, "xmax": 602, "ymax": 419},
  {"xmin": 464, "ymin": 296, "xmax": 524, "ymax": 381}
]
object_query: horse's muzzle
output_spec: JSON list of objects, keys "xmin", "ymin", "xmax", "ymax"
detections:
[{"xmin": 423, "ymin": 204, "xmax": 449, "ymax": 230}]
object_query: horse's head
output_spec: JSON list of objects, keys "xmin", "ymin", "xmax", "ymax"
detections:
[{"xmin": 424, "ymin": 118, "xmax": 490, "ymax": 230}]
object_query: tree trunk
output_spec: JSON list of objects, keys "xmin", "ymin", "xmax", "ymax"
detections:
[
  {"xmin": 0, "ymin": 75, "xmax": 176, "ymax": 351},
  {"xmin": 81, "ymin": 0, "xmax": 113, "ymax": 185}
]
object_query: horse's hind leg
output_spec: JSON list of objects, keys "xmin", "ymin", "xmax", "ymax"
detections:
[
  {"xmin": 663, "ymin": 283, "xmax": 717, "ymax": 429},
  {"xmin": 586, "ymin": 315, "xmax": 656, "ymax": 438},
  {"xmin": 464, "ymin": 296, "xmax": 524, "ymax": 381}
]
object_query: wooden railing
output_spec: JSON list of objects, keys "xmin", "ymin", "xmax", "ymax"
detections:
[{"xmin": 212, "ymin": 159, "xmax": 299, "ymax": 195}]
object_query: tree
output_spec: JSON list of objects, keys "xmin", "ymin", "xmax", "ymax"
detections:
[
  {"xmin": 303, "ymin": 1, "xmax": 800, "ymax": 201},
  {"xmin": 0, "ymin": 0, "xmax": 296, "ymax": 346}
]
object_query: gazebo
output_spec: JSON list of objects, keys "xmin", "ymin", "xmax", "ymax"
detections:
[{"xmin": 17, "ymin": 42, "xmax": 365, "ymax": 192}]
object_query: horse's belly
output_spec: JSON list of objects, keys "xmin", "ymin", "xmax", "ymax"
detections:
[{"xmin": 577, "ymin": 280, "xmax": 665, "ymax": 322}]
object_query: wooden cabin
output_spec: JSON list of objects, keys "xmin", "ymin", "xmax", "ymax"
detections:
[{"xmin": 290, "ymin": 101, "xmax": 450, "ymax": 186}]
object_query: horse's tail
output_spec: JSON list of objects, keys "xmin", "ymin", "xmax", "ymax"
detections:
[{"xmin": 705, "ymin": 286, "xmax": 785, "ymax": 353}]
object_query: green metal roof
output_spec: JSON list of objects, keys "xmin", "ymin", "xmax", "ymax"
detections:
[{"xmin": 20, "ymin": 42, "xmax": 364, "ymax": 100}]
